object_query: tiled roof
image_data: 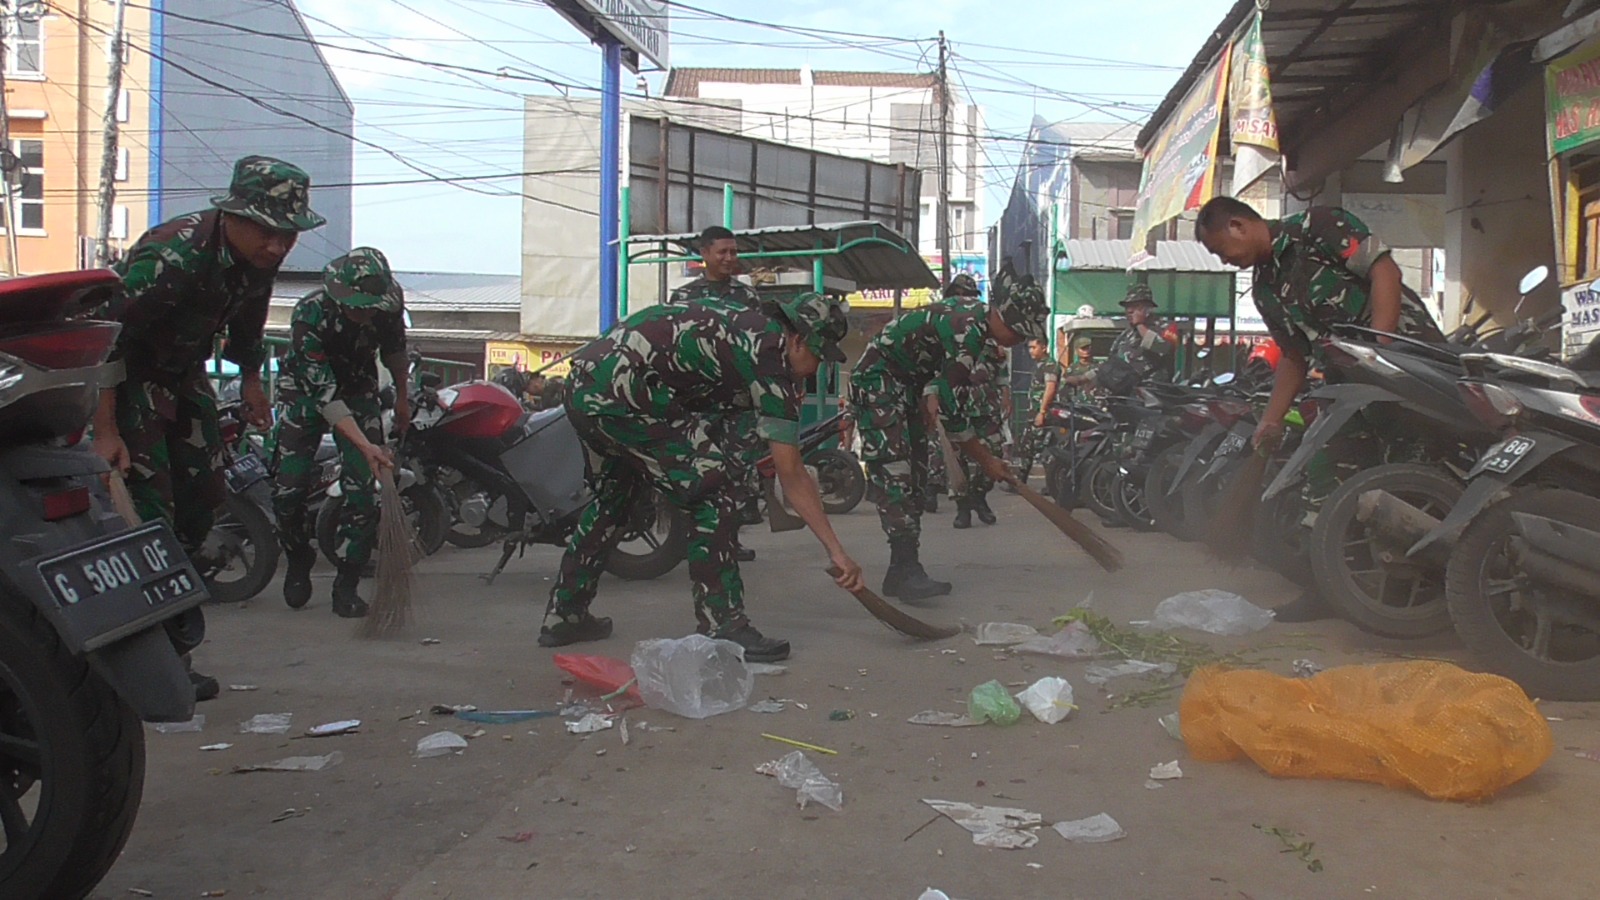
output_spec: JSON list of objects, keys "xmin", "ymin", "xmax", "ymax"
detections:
[
  {"xmin": 662, "ymin": 68, "xmax": 936, "ymax": 97},
  {"xmin": 812, "ymin": 71, "xmax": 937, "ymax": 88}
]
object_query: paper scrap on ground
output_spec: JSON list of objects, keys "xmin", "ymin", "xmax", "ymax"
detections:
[
  {"xmin": 1149, "ymin": 760, "xmax": 1184, "ymax": 780},
  {"xmin": 1010, "ymin": 622, "xmax": 1105, "ymax": 659},
  {"xmin": 1158, "ymin": 712, "xmax": 1182, "ymax": 741},
  {"xmin": 565, "ymin": 713, "xmax": 615, "ymax": 734},
  {"xmin": 199, "ymin": 743, "xmax": 233, "ymax": 752},
  {"xmin": 151, "ymin": 715, "xmax": 205, "ymax": 734},
  {"xmin": 415, "ymin": 731, "xmax": 469, "ymax": 758},
  {"xmin": 748, "ymin": 663, "xmax": 788, "ymax": 676},
  {"xmin": 1148, "ymin": 589, "xmax": 1274, "ymax": 636},
  {"xmin": 908, "ymin": 710, "xmax": 983, "ymax": 727},
  {"xmin": 748, "ymin": 699, "xmax": 786, "ymax": 714},
  {"xmin": 972, "ymin": 622, "xmax": 1039, "ymax": 646},
  {"xmin": 1053, "ymin": 812, "xmax": 1127, "ymax": 843},
  {"xmin": 1015, "ymin": 677, "xmax": 1075, "ymax": 725},
  {"xmin": 232, "ymin": 752, "xmax": 343, "ymax": 773},
  {"xmin": 1084, "ymin": 661, "xmax": 1176, "ymax": 685},
  {"xmin": 306, "ymin": 720, "xmax": 361, "ymax": 737},
  {"xmin": 923, "ymin": 799, "xmax": 1043, "ymax": 849},
  {"xmin": 238, "ymin": 713, "xmax": 292, "ymax": 735}
]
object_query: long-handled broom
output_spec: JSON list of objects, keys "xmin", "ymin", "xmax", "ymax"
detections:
[
  {"xmin": 360, "ymin": 467, "xmax": 416, "ymax": 638},
  {"xmin": 108, "ymin": 470, "xmax": 141, "ymax": 526}
]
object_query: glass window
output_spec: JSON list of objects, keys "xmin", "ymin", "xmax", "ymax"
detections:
[
  {"xmin": 5, "ymin": 18, "xmax": 41, "ymax": 76},
  {"xmin": 10, "ymin": 139, "xmax": 43, "ymax": 231}
]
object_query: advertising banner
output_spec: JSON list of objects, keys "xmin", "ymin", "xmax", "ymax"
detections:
[
  {"xmin": 1228, "ymin": 14, "xmax": 1280, "ymax": 196},
  {"xmin": 1548, "ymin": 42, "xmax": 1600, "ymax": 155},
  {"xmin": 485, "ymin": 340, "xmax": 583, "ymax": 380},
  {"xmin": 1131, "ymin": 45, "xmax": 1232, "ymax": 244}
]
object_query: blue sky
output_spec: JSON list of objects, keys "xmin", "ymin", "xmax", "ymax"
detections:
[{"xmin": 296, "ymin": 0, "xmax": 1236, "ymax": 274}]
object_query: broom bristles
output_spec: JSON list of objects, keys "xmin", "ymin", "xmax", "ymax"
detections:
[
  {"xmin": 360, "ymin": 467, "xmax": 416, "ymax": 638},
  {"xmin": 1013, "ymin": 480, "xmax": 1125, "ymax": 572},
  {"xmin": 1203, "ymin": 452, "xmax": 1269, "ymax": 564}
]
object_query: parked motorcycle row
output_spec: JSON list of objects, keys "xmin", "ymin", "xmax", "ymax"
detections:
[{"xmin": 1037, "ymin": 266, "xmax": 1600, "ymax": 701}]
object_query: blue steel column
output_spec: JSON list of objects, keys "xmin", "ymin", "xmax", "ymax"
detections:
[{"xmin": 598, "ymin": 37, "xmax": 622, "ymax": 332}]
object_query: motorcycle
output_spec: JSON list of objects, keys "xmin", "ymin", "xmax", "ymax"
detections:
[
  {"xmin": 404, "ymin": 378, "xmax": 688, "ymax": 583},
  {"xmin": 1040, "ymin": 400, "xmax": 1117, "ymax": 517},
  {"xmin": 199, "ymin": 401, "xmax": 279, "ymax": 604},
  {"xmin": 0, "ymin": 270, "xmax": 209, "ymax": 899}
]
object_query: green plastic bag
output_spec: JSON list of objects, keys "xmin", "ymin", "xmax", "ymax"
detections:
[{"xmin": 968, "ymin": 680, "xmax": 1023, "ymax": 726}]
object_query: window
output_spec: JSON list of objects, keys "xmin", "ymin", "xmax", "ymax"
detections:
[
  {"xmin": 4, "ymin": 17, "xmax": 41, "ymax": 77},
  {"xmin": 7, "ymin": 139, "xmax": 42, "ymax": 231},
  {"xmin": 115, "ymin": 147, "xmax": 128, "ymax": 182},
  {"xmin": 1577, "ymin": 155, "xmax": 1600, "ymax": 280},
  {"xmin": 111, "ymin": 205, "xmax": 128, "ymax": 241},
  {"xmin": 116, "ymin": 89, "xmax": 129, "ymax": 124},
  {"xmin": 1111, "ymin": 210, "xmax": 1136, "ymax": 241}
]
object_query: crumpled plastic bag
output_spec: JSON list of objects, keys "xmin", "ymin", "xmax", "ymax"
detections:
[
  {"xmin": 967, "ymin": 679, "xmax": 1022, "ymax": 725},
  {"xmin": 1180, "ymin": 661, "xmax": 1553, "ymax": 801},
  {"xmin": 415, "ymin": 731, "xmax": 469, "ymax": 758},
  {"xmin": 1149, "ymin": 589, "xmax": 1274, "ymax": 636},
  {"xmin": 630, "ymin": 635, "xmax": 753, "ymax": 719},
  {"xmin": 1011, "ymin": 621, "xmax": 1104, "ymax": 658},
  {"xmin": 972, "ymin": 622, "xmax": 1039, "ymax": 646},
  {"xmin": 1014, "ymin": 677, "xmax": 1075, "ymax": 724},
  {"xmin": 759, "ymin": 750, "xmax": 843, "ymax": 811},
  {"xmin": 553, "ymin": 653, "xmax": 641, "ymax": 703}
]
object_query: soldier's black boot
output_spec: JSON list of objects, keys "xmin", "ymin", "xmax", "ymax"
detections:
[
  {"xmin": 715, "ymin": 616, "xmax": 790, "ymax": 663},
  {"xmin": 922, "ymin": 489, "xmax": 939, "ymax": 514},
  {"xmin": 539, "ymin": 612, "xmax": 614, "ymax": 647},
  {"xmin": 952, "ymin": 499, "xmax": 973, "ymax": 529},
  {"xmin": 740, "ymin": 497, "xmax": 763, "ymax": 526},
  {"xmin": 282, "ymin": 547, "xmax": 315, "ymax": 610},
  {"xmin": 885, "ymin": 537, "xmax": 951, "ymax": 603},
  {"xmin": 331, "ymin": 563, "xmax": 369, "ymax": 619},
  {"xmin": 973, "ymin": 494, "xmax": 997, "ymax": 526}
]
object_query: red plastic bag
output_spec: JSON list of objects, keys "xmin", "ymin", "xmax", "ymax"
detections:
[{"xmin": 554, "ymin": 654, "xmax": 641, "ymax": 704}]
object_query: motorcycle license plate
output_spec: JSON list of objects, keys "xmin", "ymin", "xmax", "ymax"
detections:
[
  {"xmin": 1480, "ymin": 436, "xmax": 1536, "ymax": 475},
  {"xmin": 224, "ymin": 453, "xmax": 269, "ymax": 492},
  {"xmin": 1132, "ymin": 424, "xmax": 1156, "ymax": 449},
  {"xmin": 1216, "ymin": 432, "xmax": 1248, "ymax": 458},
  {"xmin": 33, "ymin": 522, "xmax": 207, "ymax": 652}
]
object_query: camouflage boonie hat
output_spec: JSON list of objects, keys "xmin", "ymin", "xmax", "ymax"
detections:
[
  {"xmin": 992, "ymin": 263, "xmax": 1048, "ymax": 342},
  {"xmin": 212, "ymin": 155, "xmax": 326, "ymax": 232},
  {"xmin": 946, "ymin": 272, "xmax": 981, "ymax": 298},
  {"xmin": 324, "ymin": 247, "xmax": 402, "ymax": 313},
  {"xmin": 1121, "ymin": 282, "xmax": 1156, "ymax": 308},
  {"xmin": 763, "ymin": 292, "xmax": 849, "ymax": 363}
]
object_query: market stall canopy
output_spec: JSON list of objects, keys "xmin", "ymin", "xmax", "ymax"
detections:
[
  {"xmin": 1054, "ymin": 239, "xmax": 1236, "ymax": 318},
  {"xmin": 627, "ymin": 220, "xmax": 938, "ymax": 293}
]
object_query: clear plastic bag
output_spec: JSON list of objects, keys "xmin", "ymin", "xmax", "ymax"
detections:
[
  {"xmin": 764, "ymin": 750, "xmax": 843, "ymax": 811},
  {"xmin": 630, "ymin": 635, "xmax": 753, "ymax": 719},
  {"xmin": 1149, "ymin": 590, "xmax": 1274, "ymax": 636}
]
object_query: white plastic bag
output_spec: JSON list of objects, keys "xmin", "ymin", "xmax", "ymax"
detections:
[
  {"xmin": 414, "ymin": 731, "xmax": 469, "ymax": 758},
  {"xmin": 631, "ymin": 635, "xmax": 753, "ymax": 719},
  {"xmin": 1149, "ymin": 589, "xmax": 1274, "ymax": 636},
  {"xmin": 1014, "ymin": 677, "xmax": 1075, "ymax": 724},
  {"xmin": 972, "ymin": 622, "xmax": 1039, "ymax": 646},
  {"xmin": 759, "ymin": 750, "xmax": 844, "ymax": 811}
]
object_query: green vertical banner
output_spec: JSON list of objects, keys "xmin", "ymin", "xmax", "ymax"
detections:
[
  {"xmin": 1130, "ymin": 44, "xmax": 1232, "ymax": 249},
  {"xmin": 1548, "ymin": 43, "xmax": 1600, "ymax": 155}
]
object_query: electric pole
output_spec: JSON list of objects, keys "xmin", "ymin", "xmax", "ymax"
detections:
[
  {"xmin": 94, "ymin": 0, "xmax": 127, "ymax": 267},
  {"xmin": 936, "ymin": 30, "xmax": 950, "ymax": 292},
  {"xmin": 0, "ymin": 7, "xmax": 19, "ymax": 275}
]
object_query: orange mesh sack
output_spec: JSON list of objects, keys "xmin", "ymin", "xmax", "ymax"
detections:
[{"xmin": 1180, "ymin": 661, "xmax": 1552, "ymax": 801}]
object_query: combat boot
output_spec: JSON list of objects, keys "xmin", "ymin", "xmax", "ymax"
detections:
[
  {"xmin": 922, "ymin": 489, "xmax": 939, "ymax": 514},
  {"xmin": 539, "ymin": 613, "xmax": 614, "ymax": 647},
  {"xmin": 282, "ymin": 547, "xmax": 315, "ymax": 610},
  {"xmin": 973, "ymin": 494, "xmax": 997, "ymax": 526},
  {"xmin": 952, "ymin": 499, "xmax": 973, "ymax": 529},
  {"xmin": 883, "ymin": 537, "xmax": 950, "ymax": 603},
  {"xmin": 331, "ymin": 563, "xmax": 369, "ymax": 619},
  {"xmin": 716, "ymin": 616, "xmax": 790, "ymax": 663}
]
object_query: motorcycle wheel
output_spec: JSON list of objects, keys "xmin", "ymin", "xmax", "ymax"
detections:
[
  {"xmin": 1251, "ymin": 476, "xmax": 1314, "ymax": 587},
  {"xmin": 1446, "ymin": 488, "xmax": 1600, "ymax": 701},
  {"xmin": 605, "ymin": 490, "xmax": 689, "ymax": 581},
  {"xmin": 1112, "ymin": 467, "xmax": 1155, "ymax": 532},
  {"xmin": 0, "ymin": 591, "xmax": 144, "ymax": 900},
  {"xmin": 1078, "ymin": 458, "xmax": 1121, "ymax": 524},
  {"xmin": 1179, "ymin": 458, "xmax": 1233, "ymax": 534},
  {"xmin": 1309, "ymin": 463, "xmax": 1459, "ymax": 639},
  {"xmin": 317, "ymin": 484, "xmax": 449, "ymax": 567},
  {"xmin": 203, "ymin": 493, "xmax": 280, "ymax": 605},
  {"xmin": 444, "ymin": 486, "xmax": 502, "ymax": 549},
  {"xmin": 1143, "ymin": 445, "xmax": 1189, "ymax": 539},
  {"xmin": 809, "ymin": 448, "xmax": 866, "ymax": 515},
  {"xmin": 1047, "ymin": 458, "xmax": 1079, "ymax": 511}
]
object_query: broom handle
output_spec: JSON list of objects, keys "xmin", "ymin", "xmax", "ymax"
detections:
[{"xmin": 107, "ymin": 470, "xmax": 141, "ymax": 526}]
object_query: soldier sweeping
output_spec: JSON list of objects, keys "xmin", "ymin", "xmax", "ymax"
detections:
[
  {"xmin": 272, "ymin": 248, "xmax": 410, "ymax": 618},
  {"xmin": 539, "ymin": 293, "xmax": 863, "ymax": 663},
  {"xmin": 91, "ymin": 155, "xmax": 326, "ymax": 700},
  {"xmin": 849, "ymin": 266, "xmax": 1048, "ymax": 601}
]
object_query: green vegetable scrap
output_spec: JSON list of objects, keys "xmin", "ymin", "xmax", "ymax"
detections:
[{"xmin": 1254, "ymin": 824, "xmax": 1324, "ymax": 873}]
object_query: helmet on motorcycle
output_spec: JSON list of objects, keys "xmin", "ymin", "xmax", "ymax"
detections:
[
  {"xmin": 990, "ymin": 262, "xmax": 1049, "ymax": 342},
  {"xmin": 762, "ymin": 292, "xmax": 849, "ymax": 362},
  {"xmin": 1246, "ymin": 339, "xmax": 1282, "ymax": 372}
]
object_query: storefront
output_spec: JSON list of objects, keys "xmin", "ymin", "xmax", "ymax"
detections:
[{"xmin": 1547, "ymin": 40, "xmax": 1600, "ymax": 357}]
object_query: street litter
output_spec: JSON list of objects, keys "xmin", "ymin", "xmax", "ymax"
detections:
[
  {"xmin": 748, "ymin": 663, "xmax": 788, "ymax": 676},
  {"xmin": 748, "ymin": 699, "xmax": 787, "ymax": 714},
  {"xmin": 1149, "ymin": 760, "xmax": 1183, "ymax": 780},
  {"xmin": 1010, "ymin": 621, "xmax": 1104, "ymax": 659},
  {"xmin": 231, "ymin": 752, "xmax": 343, "ymax": 774},
  {"xmin": 1158, "ymin": 712, "xmax": 1182, "ymax": 741},
  {"xmin": 1293, "ymin": 659, "xmax": 1325, "ymax": 678},
  {"xmin": 973, "ymin": 622, "xmax": 1039, "ymax": 646},
  {"xmin": 1182, "ymin": 661, "xmax": 1553, "ymax": 801},
  {"xmin": 415, "ymin": 731, "xmax": 470, "ymax": 758},
  {"xmin": 457, "ymin": 708, "xmax": 558, "ymax": 724},
  {"xmin": 756, "ymin": 750, "xmax": 843, "ymax": 811},
  {"xmin": 565, "ymin": 713, "xmax": 615, "ymax": 734},
  {"xmin": 420, "ymin": 637, "xmax": 441, "ymax": 645},
  {"xmin": 761, "ymin": 733, "xmax": 836, "ymax": 755},
  {"xmin": 238, "ymin": 713, "xmax": 292, "ymax": 735},
  {"xmin": 128, "ymin": 889, "xmax": 154, "ymax": 897},
  {"xmin": 499, "ymin": 831, "xmax": 536, "ymax": 843},
  {"xmin": 1053, "ymin": 813, "xmax": 1126, "ymax": 843},
  {"xmin": 1084, "ymin": 660, "xmax": 1176, "ymax": 686},
  {"xmin": 151, "ymin": 715, "xmax": 204, "ymax": 734},
  {"xmin": 199, "ymin": 743, "xmax": 233, "ymax": 752},
  {"xmin": 968, "ymin": 680, "xmax": 1023, "ymax": 725},
  {"xmin": 1015, "ymin": 677, "xmax": 1075, "ymax": 725},
  {"xmin": 829, "ymin": 709, "xmax": 856, "ymax": 721},
  {"xmin": 431, "ymin": 703, "xmax": 477, "ymax": 715},
  {"xmin": 1256, "ymin": 824, "xmax": 1324, "ymax": 873},
  {"xmin": 922, "ymin": 799, "xmax": 1043, "ymax": 849},
  {"xmin": 1148, "ymin": 590, "xmax": 1274, "ymax": 636},
  {"xmin": 1144, "ymin": 780, "xmax": 1164, "ymax": 790},
  {"xmin": 305, "ymin": 720, "xmax": 361, "ymax": 737},
  {"xmin": 228, "ymin": 684, "xmax": 258, "ymax": 692},
  {"xmin": 464, "ymin": 728, "xmax": 488, "ymax": 739},
  {"xmin": 631, "ymin": 635, "xmax": 753, "ymax": 719},
  {"xmin": 634, "ymin": 720, "xmax": 675, "ymax": 733},
  {"xmin": 270, "ymin": 808, "xmax": 309, "ymax": 823},
  {"xmin": 908, "ymin": 710, "xmax": 982, "ymax": 727},
  {"xmin": 554, "ymin": 653, "xmax": 642, "ymax": 703}
]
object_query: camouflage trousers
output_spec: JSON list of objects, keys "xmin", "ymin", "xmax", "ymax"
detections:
[
  {"xmin": 850, "ymin": 373, "xmax": 930, "ymax": 545},
  {"xmin": 724, "ymin": 407, "xmax": 763, "ymax": 508},
  {"xmin": 1013, "ymin": 421, "xmax": 1053, "ymax": 480},
  {"xmin": 547, "ymin": 402, "xmax": 745, "ymax": 633},
  {"xmin": 116, "ymin": 372, "xmax": 225, "ymax": 553},
  {"xmin": 271, "ymin": 393, "xmax": 382, "ymax": 566},
  {"xmin": 950, "ymin": 416, "xmax": 1004, "ymax": 502},
  {"xmin": 925, "ymin": 429, "xmax": 948, "ymax": 496}
]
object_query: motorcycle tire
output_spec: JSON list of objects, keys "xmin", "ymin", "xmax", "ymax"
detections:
[
  {"xmin": 1250, "ymin": 478, "xmax": 1314, "ymax": 587},
  {"xmin": 317, "ymin": 484, "xmax": 449, "ymax": 567},
  {"xmin": 1179, "ymin": 456, "xmax": 1235, "ymax": 535},
  {"xmin": 1079, "ymin": 458, "xmax": 1121, "ymax": 524},
  {"xmin": 809, "ymin": 448, "xmax": 866, "ymax": 515},
  {"xmin": 1309, "ymin": 463, "xmax": 1460, "ymax": 639},
  {"xmin": 203, "ymin": 493, "xmax": 280, "ymax": 605},
  {"xmin": 1112, "ymin": 467, "xmax": 1156, "ymax": 532},
  {"xmin": 445, "ymin": 524, "xmax": 501, "ymax": 549},
  {"xmin": 1047, "ymin": 459, "xmax": 1079, "ymax": 511},
  {"xmin": 0, "ymin": 590, "xmax": 144, "ymax": 900},
  {"xmin": 605, "ymin": 491, "xmax": 689, "ymax": 581},
  {"xmin": 1143, "ymin": 445, "xmax": 1189, "ymax": 540},
  {"xmin": 1446, "ymin": 488, "xmax": 1600, "ymax": 701}
]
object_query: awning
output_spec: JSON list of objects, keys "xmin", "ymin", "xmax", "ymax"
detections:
[
  {"xmin": 626, "ymin": 220, "xmax": 938, "ymax": 293},
  {"xmin": 1053, "ymin": 240, "xmax": 1237, "ymax": 318}
]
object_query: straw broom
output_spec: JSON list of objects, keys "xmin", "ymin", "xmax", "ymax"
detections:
[
  {"xmin": 1203, "ymin": 450, "xmax": 1270, "ymax": 564},
  {"xmin": 360, "ymin": 467, "xmax": 416, "ymax": 637}
]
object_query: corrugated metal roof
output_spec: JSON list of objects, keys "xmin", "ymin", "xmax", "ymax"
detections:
[
  {"xmin": 629, "ymin": 221, "xmax": 936, "ymax": 292},
  {"xmin": 269, "ymin": 271, "xmax": 520, "ymax": 312},
  {"xmin": 1060, "ymin": 239, "xmax": 1234, "ymax": 274}
]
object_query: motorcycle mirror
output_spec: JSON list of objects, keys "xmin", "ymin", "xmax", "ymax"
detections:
[
  {"xmin": 1211, "ymin": 372, "xmax": 1236, "ymax": 386},
  {"xmin": 403, "ymin": 309, "xmax": 414, "ymax": 329},
  {"xmin": 1518, "ymin": 265, "xmax": 1550, "ymax": 297}
]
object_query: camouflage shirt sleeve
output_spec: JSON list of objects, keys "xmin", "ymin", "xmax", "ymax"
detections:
[
  {"xmin": 221, "ymin": 273, "xmax": 273, "ymax": 375},
  {"xmin": 285, "ymin": 299, "xmax": 352, "ymax": 425},
  {"xmin": 739, "ymin": 329, "xmax": 803, "ymax": 445},
  {"xmin": 103, "ymin": 236, "xmax": 201, "ymax": 366},
  {"xmin": 1298, "ymin": 207, "xmax": 1390, "ymax": 281},
  {"xmin": 376, "ymin": 310, "xmax": 407, "ymax": 361}
]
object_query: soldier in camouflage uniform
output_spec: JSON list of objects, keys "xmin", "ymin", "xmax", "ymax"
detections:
[
  {"xmin": 1065, "ymin": 284, "xmax": 1178, "ymax": 394},
  {"xmin": 925, "ymin": 341, "xmax": 1008, "ymax": 528},
  {"xmin": 848, "ymin": 266, "xmax": 1048, "ymax": 601},
  {"xmin": 667, "ymin": 225, "xmax": 766, "ymax": 558},
  {"xmin": 91, "ymin": 155, "xmax": 326, "ymax": 700},
  {"xmin": 272, "ymin": 248, "xmax": 409, "ymax": 618},
  {"xmin": 1012, "ymin": 337, "xmax": 1061, "ymax": 487},
  {"xmin": 540, "ymin": 293, "xmax": 862, "ymax": 663}
]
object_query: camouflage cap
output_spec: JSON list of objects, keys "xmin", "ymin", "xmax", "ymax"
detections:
[
  {"xmin": 1121, "ymin": 282, "xmax": 1156, "ymax": 308},
  {"xmin": 762, "ymin": 292, "xmax": 849, "ymax": 363},
  {"xmin": 991, "ymin": 263, "xmax": 1048, "ymax": 342},
  {"xmin": 324, "ymin": 247, "xmax": 403, "ymax": 313},
  {"xmin": 946, "ymin": 272, "xmax": 981, "ymax": 298},
  {"xmin": 212, "ymin": 155, "xmax": 326, "ymax": 232}
]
